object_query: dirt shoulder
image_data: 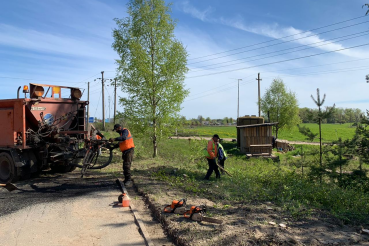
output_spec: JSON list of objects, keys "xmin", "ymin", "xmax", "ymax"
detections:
[{"xmin": 132, "ymin": 166, "xmax": 369, "ymax": 246}]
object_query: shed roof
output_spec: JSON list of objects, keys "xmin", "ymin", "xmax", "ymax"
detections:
[{"xmin": 236, "ymin": 122, "xmax": 278, "ymax": 128}]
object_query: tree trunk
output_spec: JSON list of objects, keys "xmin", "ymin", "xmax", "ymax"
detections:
[
  {"xmin": 153, "ymin": 119, "xmax": 157, "ymax": 158},
  {"xmin": 150, "ymin": 24, "xmax": 157, "ymax": 158}
]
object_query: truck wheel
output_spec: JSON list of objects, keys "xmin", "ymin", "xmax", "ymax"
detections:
[{"xmin": 0, "ymin": 152, "xmax": 16, "ymax": 183}]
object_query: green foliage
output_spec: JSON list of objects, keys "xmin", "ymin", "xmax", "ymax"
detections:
[
  {"xmin": 299, "ymin": 107, "xmax": 363, "ymax": 124},
  {"xmin": 112, "ymin": 0, "xmax": 189, "ymax": 157},
  {"xmin": 345, "ymin": 111, "xmax": 369, "ymax": 172},
  {"xmin": 260, "ymin": 79, "xmax": 300, "ymax": 138},
  {"xmin": 297, "ymin": 124, "xmax": 318, "ymax": 142}
]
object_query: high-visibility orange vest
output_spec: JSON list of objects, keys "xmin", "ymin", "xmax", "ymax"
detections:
[
  {"xmin": 119, "ymin": 128, "xmax": 135, "ymax": 152},
  {"xmin": 205, "ymin": 139, "xmax": 217, "ymax": 159},
  {"xmin": 96, "ymin": 135, "xmax": 102, "ymax": 140}
]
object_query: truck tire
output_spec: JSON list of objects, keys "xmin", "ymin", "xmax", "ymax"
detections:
[{"xmin": 0, "ymin": 152, "xmax": 17, "ymax": 183}]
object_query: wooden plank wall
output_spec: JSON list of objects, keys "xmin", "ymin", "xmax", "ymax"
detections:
[{"xmin": 240, "ymin": 125, "xmax": 273, "ymax": 153}]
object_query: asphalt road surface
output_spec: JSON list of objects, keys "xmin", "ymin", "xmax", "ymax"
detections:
[{"xmin": 0, "ymin": 170, "xmax": 172, "ymax": 246}]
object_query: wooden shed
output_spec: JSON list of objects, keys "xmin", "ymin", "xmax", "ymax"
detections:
[
  {"xmin": 236, "ymin": 116, "xmax": 264, "ymax": 148},
  {"xmin": 237, "ymin": 123, "xmax": 278, "ymax": 154}
]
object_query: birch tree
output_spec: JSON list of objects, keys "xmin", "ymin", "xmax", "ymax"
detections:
[
  {"xmin": 260, "ymin": 79, "xmax": 300, "ymax": 138},
  {"xmin": 112, "ymin": 0, "xmax": 189, "ymax": 157}
]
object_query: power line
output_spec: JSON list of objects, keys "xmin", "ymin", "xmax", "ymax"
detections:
[
  {"xmin": 189, "ymin": 74, "xmax": 254, "ymax": 97},
  {"xmin": 184, "ymin": 64, "xmax": 369, "ymax": 102},
  {"xmin": 93, "ymin": 86, "xmax": 102, "ymax": 118},
  {"xmin": 76, "ymin": 72, "xmax": 101, "ymax": 84},
  {"xmin": 188, "ymin": 19, "xmax": 369, "ymax": 66},
  {"xmin": 189, "ymin": 30, "xmax": 369, "ymax": 73},
  {"xmin": 266, "ymin": 65, "xmax": 369, "ymax": 77},
  {"xmin": 89, "ymin": 89, "xmax": 102, "ymax": 94},
  {"xmin": 184, "ymin": 79, "xmax": 256, "ymax": 102},
  {"xmin": 188, "ymin": 15, "xmax": 368, "ymax": 61},
  {"xmin": 186, "ymin": 42, "xmax": 369, "ymax": 79},
  {"xmin": 235, "ymin": 57, "xmax": 369, "ymax": 75}
]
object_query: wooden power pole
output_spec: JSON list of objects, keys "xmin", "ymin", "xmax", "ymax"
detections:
[
  {"xmin": 101, "ymin": 71, "xmax": 105, "ymax": 130},
  {"xmin": 87, "ymin": 81, "xmax": 90, "ymax": 132},
  {"xmin": 256, "ymin": 73, "xmax": 262, "ymax": 117}
]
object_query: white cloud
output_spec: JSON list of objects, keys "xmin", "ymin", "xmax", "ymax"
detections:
[
  {"xmin": 221, "ymin": 19, "xmax": 369, "ymax": 58},
  {"xmin": 179, "ymin": 3, "xmax": 369, "ymax": 59},
  {"xmin": 179, "ymin": 1, "xmax": 215, "ymax": 21}
]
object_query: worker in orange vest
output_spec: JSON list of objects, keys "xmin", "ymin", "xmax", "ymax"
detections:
[
  {"xmin": 203, "ymin": 134, "xmax": 221, "ymax": 180},
  {"xmin": 110, "ymin": 124, "xmax": 135, "ymax": 186}
]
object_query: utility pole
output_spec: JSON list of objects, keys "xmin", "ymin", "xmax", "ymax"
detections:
[
  {"xmin": 87, "ymin": 82, "xmax": 90, "ymax": 133},
  {"xmin": 114, "ymin": 78, "xmax": 117, "ymax": 124},
  {"xmin": 101, "ymin": 71, "xmax": 105, "ymax": 130},
  {"xmin": 95, "ymin": 72, "xmax": 108, "ymax": 130},
  {"xmin": 256, "ymin": 73, "xmax": 262, "ymax": 117},
  {"xmin": 237, "ymin": 79, "xmax": 242, "ymax": 119},
  {"xmin": 108, "ymin": 95, "xmax": 111, "ymax": 122}
]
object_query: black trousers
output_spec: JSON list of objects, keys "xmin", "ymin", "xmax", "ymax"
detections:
[
  {"xmin": 204, "ymin": 158, "xmax": 220, "ymax": 180},
  {"xmin": 122, "ymin": 148, "xmax": 134, "ymax": 181}
]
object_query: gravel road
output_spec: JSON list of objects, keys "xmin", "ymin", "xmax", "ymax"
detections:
[{"xmin": 0, "ymin": 170, "xmax": 173, "ymax": 246}]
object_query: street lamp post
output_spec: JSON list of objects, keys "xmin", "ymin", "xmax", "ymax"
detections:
[{"xmin": 237, "ymin": 79, "xmax": 242, "ymax": 119}]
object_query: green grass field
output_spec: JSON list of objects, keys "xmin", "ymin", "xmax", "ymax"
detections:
[
  {"xmin": 180, "ymin": 123, "xmax": 357, "ymax": 142},
  {"xmin": 129, "ymin": 138, "xmax": 369, "ymax": 224},
  {"xmin": 98, "ymin": 129, "xmax": 369, "ymax": 224}
]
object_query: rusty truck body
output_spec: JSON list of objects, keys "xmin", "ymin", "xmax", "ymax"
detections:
[{"xmin": 0, "ymin": 83, "xmax": 114, "ymax": 183}]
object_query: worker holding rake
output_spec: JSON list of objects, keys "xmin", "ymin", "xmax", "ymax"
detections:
[{"xmin": 203, "ymin": 134, "xmax": 221, "ymax": 180}]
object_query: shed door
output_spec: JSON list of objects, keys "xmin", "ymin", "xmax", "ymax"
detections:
[{"xmin": 0, "ymin": 109, "xmax": 14, "ymax": 146}]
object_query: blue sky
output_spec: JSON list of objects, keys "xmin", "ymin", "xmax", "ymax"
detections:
[{"xmin": 1, "ymin": 0, "xmax": 369, "ymax": 119}]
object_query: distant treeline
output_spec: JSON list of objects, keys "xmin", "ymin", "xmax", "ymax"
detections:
[
  {"xmin": 180, "ymin": 116, "xmax": 236, "ymax": 126},
  {"xmin": 299, "ymin": 107, "xmax": 363, "ymax": 124},
  {"xmin": 180, "ymin": 107, "xmax": 364, "ymax": 126}
]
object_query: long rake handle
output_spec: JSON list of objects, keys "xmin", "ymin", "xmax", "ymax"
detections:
[{"xmin": 216, "ymin": 162, "xmax": 232, "ymax": 177}]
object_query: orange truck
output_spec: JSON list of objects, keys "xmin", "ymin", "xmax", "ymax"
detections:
[{"xmin": 0, "ymin": 83, "xmax": 114, "ymax": 183}]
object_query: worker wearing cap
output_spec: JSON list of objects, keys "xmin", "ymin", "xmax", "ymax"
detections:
[
  {"xmin": 203, "ymin": 134, "xmax": 221, "ymax": 180},
  {"xmin": 110, "ymin": 124, "xmax": 135, "ymax": 186}
]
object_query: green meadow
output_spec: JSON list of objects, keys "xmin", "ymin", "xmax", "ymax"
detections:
[{"xmin": 179, "ymin": 123, "xmax": 357, "ymax": 142}]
